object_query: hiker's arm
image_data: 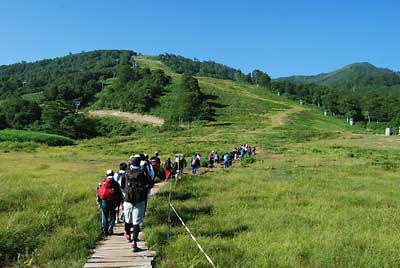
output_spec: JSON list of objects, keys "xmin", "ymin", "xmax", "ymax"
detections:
[
  {"xmin": 96, "ymin": 186, "xmax": 101, "ymax": 205},
  {"xmin": 114, "ymin": 181, "xmax": 124, "ymax": 202}
]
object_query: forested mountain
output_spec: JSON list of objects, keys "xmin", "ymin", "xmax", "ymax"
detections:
[
  {"xmin": 0, "ymin": 50, "xmax": 213, "ymax": 138},
  {"xmin": 1, "ymin": 49, "xmax": 399, "ymax": 139},
  {"xmin": 0, "ymin": 50, "xmax": 136, "ymax": 103},
  {"xmin": 278, "ymin": 62, "xmax": 400, "ymax": 92}
]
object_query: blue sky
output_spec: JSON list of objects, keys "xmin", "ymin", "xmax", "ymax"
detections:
[{"xmin": 0, "ymin": 0, "xmax": 399, "ymax": 77}]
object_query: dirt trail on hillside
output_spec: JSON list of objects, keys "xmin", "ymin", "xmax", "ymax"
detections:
[
  {"xmin": 270, "ymin": 106, "xmax": 305, "ymax": 127},
  {"xmin": 89, "ymin": 110, "xmax": 164, "ymax": 126}
]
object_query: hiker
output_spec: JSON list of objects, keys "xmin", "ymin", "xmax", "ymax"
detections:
[
  {"xmin": 223, "ymin": 153, "xmax": 230, "ymax": 168},
  {"xmin": 214, "ymin": 152, "xmax": 219, "ymax": 164},
  {"xmin": 140, "ymin": 154, "xmax": 156, "ymax": 215},
  {"xmin": 123, "ymin": 157, "xmax": 154, "ymax": 252},
  {"xmin": 141, "ymin": 154, "xmax": 156, "ymax": 181},
  {"xmin": 177, "ymin": 154, "xmax": 186, "ymax": 178},
  {"xmin": 229, "ymin": 151, "xmax": 234, "ymax": 166},
  {"xmin": 96, "ymin": 169, "xmax": 123, "ymax": 235},
  {"xmin": 191, "ymin": 153, "xmax": 200, "ymax": 174},
  {"xmin": 233, "ymin": 148, "xmax": 238, "ymax": 160},
  {"xmin": 164, "ymin": 157, "xmax": 172, "ymax": 181},
  {"xmin": 114, "ymin": 162, "xmax": 128, "ymax": 223},
  {"xmin": 239, "ymin": 147, "xmax": 246, "ymax": 159},
  {"xmin": 150, "ymin": 151, "xmax": 161, "ymax": 176},
  {"xmin": 171, "ymin": 155, "xmax": 178, "ymax": 178},
  {"xmin": 115, "ymin": 162, "xmax": 128, "ymax": 189},
  {"xmin": 209, "ymin": 151, "xmax": 214, "ymax": 166}
]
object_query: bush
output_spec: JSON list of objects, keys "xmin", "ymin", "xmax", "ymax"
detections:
[
  {"xmin": 0, "ymin": 129, "xmax": 75, "ymax": 146},
  {"xmin": 201, "ymin": 159, "xmax": 210, "ymax": 168},
  {"xmin": 241, "ymin": 156, "xmax": 256, "ymax": 166},
  {"xmin": 94, "ymin": 117, "xmax": 136, "ymax": 137}
]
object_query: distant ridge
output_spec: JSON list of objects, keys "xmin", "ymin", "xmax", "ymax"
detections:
[{"xmin": 277, "ymin": 62, "xmax": 400, "ymax": 90}]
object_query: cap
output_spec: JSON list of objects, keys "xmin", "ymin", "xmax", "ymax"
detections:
[{"xmin": 106, "ymin": 169, "xmax": 114, "ymax": 176}]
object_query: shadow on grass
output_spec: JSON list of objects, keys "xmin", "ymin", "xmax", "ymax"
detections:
[
  {"xmin": 147, "ymin": 203, "xmax": 213, "ymax": 227},
  {"xmin": 202, "ymin": 94, "xmax": 228, "ymax": 122},
  {"xmin": 199, "ymin": 224, "xmax": 248, "ymax": 239},
  {"xmin": 205, "ymin": 122, "xmax": 232, "ymax": 127},
  {"xmin": 171, "ymin": 191, "xmax": 200, "ymax": 201}
]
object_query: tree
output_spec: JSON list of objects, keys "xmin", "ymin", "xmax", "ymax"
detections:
[
  {"xmin": 116, "ymin": 64, "xmax": 134, "ymax": 84},
  {"xmin": 0, "ymin": 98, "xmax": 41, "ymax": 128},
  {"xmin": 41, "ymin": 100, "xmax": 74, "ymax": 133},
  {"xmin": 251, "ymin": 69, "xmax": 271, "ymax": 88},
  {"xmin": 166, "ymin": 73, "xmax": 210, "ymax": 125},
  {"xmin": 338, "ymin": 94, "xmax": 361, "ymax": 120},
  {"xmin": 59, "ymin": 114, "xmax": 97, "ymax": 139},
  {"xmin": 0, "ymin": 114, "xmax": 8, "ymax": 129}
]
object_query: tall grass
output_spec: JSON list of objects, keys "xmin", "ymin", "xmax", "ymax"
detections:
[{"xmin": 145, "ymin": 109, "xmax": 400, "ymax": 268}]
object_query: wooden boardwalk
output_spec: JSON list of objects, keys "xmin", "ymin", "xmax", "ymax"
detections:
[{"xmin": 84, "ymin": 182, "xmax": 165, "ymax": 268}]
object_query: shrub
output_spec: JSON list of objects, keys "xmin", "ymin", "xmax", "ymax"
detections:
[
  {"xmin": 241, "ymin": 156, "xmax": 256, "ymax": 166},
  {"xmin": 94, "ymin": 117, "xmax": 136, "ymax": 137},
  {"xmin": 0, "ymin": 129, "xmax": 75, "ymax": 146}
]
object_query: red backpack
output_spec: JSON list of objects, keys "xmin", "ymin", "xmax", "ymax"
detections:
[
  {"xmin": 151, "ymin": 160, "xmax": 160, "ymax": 171},
  {"xmin": 97, "ymin": 177, "xmax": 115, "ymax": 201}
]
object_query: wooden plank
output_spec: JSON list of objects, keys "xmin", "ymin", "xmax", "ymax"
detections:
[
  {"xmin": 86, "ymin": 260, "xmax": 152, "ymax": 265},
  {"xmin": 84, "ymin": 263, "xmax": 152, "ymax": 268},
  {"xmin": 92, "ymin": 245, "xmax": 155, "ymax": 253},
  {"xmin": 84, "ymin": 181, "xmax": 165, "ymax": 268},
  {"xmin": 87, "ymin": 258, "xmax": 153, "ymax": 263},
  {"xmin": 92, "ymin": 250, "xmax": 156, "ymax": 258}
]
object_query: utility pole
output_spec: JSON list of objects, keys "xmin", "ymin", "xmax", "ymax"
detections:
[{"xmin": 74, "ymin": 100, "xmax": 81, "ymax": 113}]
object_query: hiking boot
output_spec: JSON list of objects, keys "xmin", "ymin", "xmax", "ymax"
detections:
[
  {"xmin": 131, "ymin": 242, "xmax": 139, "ymax": 252},
  {"xmin": 108, "ymin": 228, "xmax": 114, "ymax": 236},
  {"xmin": 124, "ymin": 232, "xmax": 132, "ymax": 242}
]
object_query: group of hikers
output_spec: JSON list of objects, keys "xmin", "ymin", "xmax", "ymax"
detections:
[
  {"xmin": 96, "ymin": 153, "xmax": 156, "ymax": 252},
  {"xmin": 207, "ymin": 144, "xmax": 256, "ymax": 169},
  {"xmin": 96, "ymin": 145, "xmax": 256, "ymax": 252}
]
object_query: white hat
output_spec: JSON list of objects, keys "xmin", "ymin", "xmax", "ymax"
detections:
[{"xmin": 106, "ymin": 169, "xmax": 114, "ymax": 176}]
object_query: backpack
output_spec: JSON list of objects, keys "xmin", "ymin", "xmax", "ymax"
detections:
[
  {"xmin": 151, "ymin": 160, "xmax": 161, "ymax": 171},
  {"xmin": 165, "ymin": 159, "xmax": 171, "ymax": 169},
  {"xmin": 116, "ymin": 171, "xmax": 126, "ymax": 190},
  {"xmin": 125, "ymin": 169, "xmax": 150, "ymax": 204},
  {"xmin": 97, "ymin": 177, "xmax": 115, "ymax": 201}
]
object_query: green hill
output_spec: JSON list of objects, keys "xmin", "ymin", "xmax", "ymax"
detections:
[{"xmin": 278, "ymin": 62, "xmax": 400, "ymax": 91}]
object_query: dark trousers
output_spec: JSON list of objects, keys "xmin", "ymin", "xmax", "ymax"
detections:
[{"xmin": 101, "ymin": 200, "xmax": 116, "ymax": 231}]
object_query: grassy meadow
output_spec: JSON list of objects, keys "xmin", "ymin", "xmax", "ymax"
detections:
[{"xmin": 1, "ymin": 57, "xmax": 400, "ymax": 267}]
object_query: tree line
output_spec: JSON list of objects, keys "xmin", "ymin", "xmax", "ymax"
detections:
[
  {"xmin": 158, "ymin": 53, "xmax": 271, "ymax": 87},
  {"xmin": 270, "ymin": 80, "xmax": 400, "ymax": 129}
]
